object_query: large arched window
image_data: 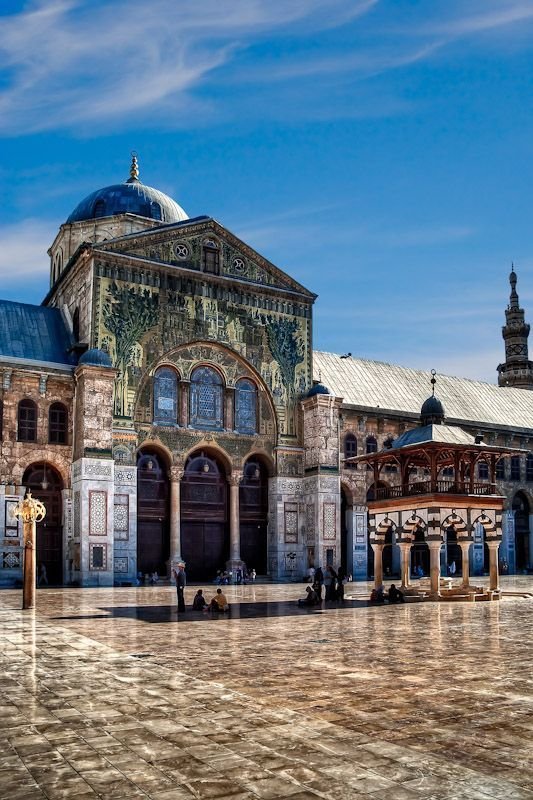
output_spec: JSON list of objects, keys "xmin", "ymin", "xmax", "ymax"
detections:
[
  {"xmin": 153, "ymin": 367, "xmax": 178, "ymax": 424},
  {"xmin": 344, "ymin": 433, "xmax": 357, "ymax": 470},
  {"xmin": 235, "ymin": 379, "xmax": 257, "ymax": 434},
  {"xmin": 190, "ymin": 366, "xmax": 224, "ymax": 430},
  {"xmin": 49, "ymin": 402, "xmax": 68, "ymax": 444},
  {"xmin": 18, "ymin": 399, "xmax": 37, "ymax": 442}
]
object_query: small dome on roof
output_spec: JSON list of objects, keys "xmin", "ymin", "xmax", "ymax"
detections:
[
  {"xmin": 78, "ymin": 348, "xmax": 113, "ymax": 368},
  {"xmin": 66, "ymin": 154, "xmax": 188, "ymax": 225},
  {"xmin": 421, "ymin": 394, "xmax": 445, "ymax": 423},
  {"xmin": 307, "ymin": 382, "xmax": 332, "ymax": 397}
]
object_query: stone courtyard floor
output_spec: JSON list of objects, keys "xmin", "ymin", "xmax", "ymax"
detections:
[{"xmin": 1, "ymin": 578, "xmax": 533, "ymax": 800}]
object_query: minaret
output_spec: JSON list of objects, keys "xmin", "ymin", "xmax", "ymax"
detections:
[{"xmin": 497, "ymin": 267, "xmax": 533, "ymax": 389}]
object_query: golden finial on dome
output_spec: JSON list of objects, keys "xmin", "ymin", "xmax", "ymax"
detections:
[{"xmin": 129, "ymin": 151, "xmax": 139, "ymax": 181}]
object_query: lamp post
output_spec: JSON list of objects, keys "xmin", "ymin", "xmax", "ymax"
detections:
[{"xmin": 12, "ymin": 491, "xmax": 46, "ymax": 610}]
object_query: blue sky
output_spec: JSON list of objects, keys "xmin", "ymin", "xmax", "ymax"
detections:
[{"xmin": 1, "ymin": 0, "xmax": 533, "ymax": 383}]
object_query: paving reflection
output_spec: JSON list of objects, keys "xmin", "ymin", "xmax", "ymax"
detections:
[{"xmin": 0, "ymin": 578, "xmax": 532, "ymax": 800}]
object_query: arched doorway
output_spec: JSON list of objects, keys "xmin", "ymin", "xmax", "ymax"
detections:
[
  {"xmin": 22, "ymin": 462, "xmax": 64, "ymax": 585},
  {"xmin": 410, "ymin": 526, "xmax": 429, "ymax": 577},
  {"xmin": 181, "ymin": 452, "xmax": 229, "ymax": 580},
  {"xmin": 137, "ymin": 451, "xmax": 170, "ymax": 577},
  {"xmin": 446, "ymin": 526, "xmax": 462, "ymax": 575},
  {"xmin": 239, "ymin": 458, "xmax": 268, "ymax": 574},
  {"xmin": 513, "ymin": 492, "xmax": 530, "ymax": 571}
]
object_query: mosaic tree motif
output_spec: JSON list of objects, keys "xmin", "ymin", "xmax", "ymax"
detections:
[
  {"xmin": 102, "ymin": 282, "xmax": 159, "ymax": 415},
  {"xmin": 265, "ymin": 318, "xmax": 304, "ymax": 395}
]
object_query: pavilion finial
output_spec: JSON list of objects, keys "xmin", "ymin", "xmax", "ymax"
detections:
[
  {"xmin": 128, "ymin": 151, "xmax": 139, "ymax": 182},
  {"xmin": 430, "ymin": 368, "xmax": 437, "ymax": 396}
]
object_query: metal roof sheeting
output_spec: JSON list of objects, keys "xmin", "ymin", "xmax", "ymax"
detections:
[
  {"xmin": 0, "ymin": 300, "xmax": 76, "ymax": 367},
  {"xmin": 313, "ymin": 351, "xmax": 533, "ymax": 431}
]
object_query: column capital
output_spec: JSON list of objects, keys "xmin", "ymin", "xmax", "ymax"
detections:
[
  {"xmin": 229, "ymin": 472, "xmax": 243, "ymax": 487},
  {"xmin": 169, "ymin": 467, "xmax": 184, "ymax": 482}
]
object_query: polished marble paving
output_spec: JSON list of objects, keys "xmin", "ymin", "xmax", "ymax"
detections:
[{"xmin": 1, "ymin": 577, "xmax": 533, "ymax": 800}]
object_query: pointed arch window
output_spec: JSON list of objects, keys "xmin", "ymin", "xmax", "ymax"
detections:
[
  {"xmin": 344, "ymin": 433, "xmax": 357, "ymax": 469},
  {"xmin": 190, "ymin": 366, "xmax": 223, "ymax": 430},
  {"xmin": 235, "ymin": 379, "xmax": 257, "ymax": 434},
  {"xmin": 49, "ymin": 402, "xmax": 68, "ymax": 444},
  {"xmin": 153, "ymin": 367, "xmax": 178, "ymax": 424},
  {"xmin": 18, "ymin": 399, "xmax": 37, "ymax": 442}
]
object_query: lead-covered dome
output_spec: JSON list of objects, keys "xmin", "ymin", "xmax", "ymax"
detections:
[
  {"xmin": 78, "ymin": 348, "xmax": 113, "ymax": 368},
  {"xmin": 66, "ymin": 155, "xmax": 188, "ymax": 225},
  {"xmin": 420, "ymin": 370, "xmax": 445, "ymax": 425}
]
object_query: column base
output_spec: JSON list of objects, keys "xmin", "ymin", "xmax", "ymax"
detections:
[{"xmin": 226, "ymin": 558, "xmax": 245, "ymax": 581}]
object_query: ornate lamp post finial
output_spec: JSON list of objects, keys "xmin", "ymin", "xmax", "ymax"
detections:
[{"xmin": 12, "ymin": 491, "xmax": 46, "ymax": 610}]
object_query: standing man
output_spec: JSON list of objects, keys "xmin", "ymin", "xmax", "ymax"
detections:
[{"xmin": 172, "ymin": 561, "xmax": 186, "ymax": 612}]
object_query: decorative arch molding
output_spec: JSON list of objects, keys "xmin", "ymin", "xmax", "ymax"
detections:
[
  {"xmin": 133, "ymin": 339, "xmax": 278, "ymax": 442},
  {"xmin": 244, "ymin": 449, "xmax": 275, "ymax": 478},
  {"xmin": 441, "ymin": 511, "xmax": 469, "ymax": 538},
  {"xmin": 14, "ymin": 453, "xmax": 71, "ymax": 489},
  {"xmin": 137, "ymin": 439, "xmax": 173, "ymax": 470},
  {"xmin": 340, "ymin": 480, "xmax": 357, "ymax": 506},
  {"xmin": 181, "ymin": 442, "xmax": 233, "ymax": 478}
]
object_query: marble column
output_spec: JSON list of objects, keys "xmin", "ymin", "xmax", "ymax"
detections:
[
  {"xmin": 399, "ymin": 543, "xmax": 411, "ymax": 589},
  {"xmin": 459, "ymin": 540, "xmax": 471, "ymax": 588},
  {"xmin": 169, "ymin": 468, "xmax": 183, "ymax": 570},
  {"xmin": 428, "ymin": 540, "xmax": 442, "ymax": 598},
  {"xmin": 371, "ymin": 543, "xmax": 384, "ymax": 588},
  {"xmin": 487, "ymin": 541, "xmax": 500, "ymax": 591},
  {"xmin": 228, "ymin": 473, "xmax": 242, "ymax": 568}
]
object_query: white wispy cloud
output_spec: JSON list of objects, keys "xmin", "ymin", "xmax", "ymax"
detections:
[
  {"xmin": 0, "ymin": 0, "xmax": 375, "ymax": 134},
  {"xmin": 0, "ymin": 220, "xmax": 54, "ymax": 282}
]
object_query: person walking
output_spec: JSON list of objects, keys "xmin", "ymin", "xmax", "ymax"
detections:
[
  {"xmin": 172, "ymin": 562, "xmax": 186, "ymax": 612},
  {"xmin": 313, "ymin": 566, "xmax": 324, "ymax": 601},
  {"xmin": 324, "ymin": 565, "xmax": 337, "ymax": 601}
]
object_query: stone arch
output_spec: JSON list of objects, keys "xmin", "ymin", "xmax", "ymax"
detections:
[
  {"xmin": 441, "ymin": 511, "xmax": 468, "ymax": 538},
  {"xmin": 401, "ymin": 513, "xmax": 427, "ymax": 543},
  {"xmin": 16, "ymin": 452, "xmax": 70, "ymax": 489},
  {"xmin": 243, "ymin": 448, "xmax": 275, "ymax": 477},
  {"xmin": 181, "ymin": 442, "xmax": 233, "ymax": 478},
  {"xmin": 137, "ymin": 439, "xmax": 173, "ymax": 470}
]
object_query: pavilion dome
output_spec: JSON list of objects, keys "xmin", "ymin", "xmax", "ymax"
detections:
[
  {"xmin": 307, "ymin": 382, "xmax": 332, "ymax": 397},
  {"xmin": 66, "ymin": 155, "xmax": 188, "ymax": 225},
  {"xmin": 78, "ymin": 348, "xmax": 113, "ymax": 368}
]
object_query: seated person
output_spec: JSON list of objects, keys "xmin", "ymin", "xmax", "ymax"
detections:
[
  {"xmin": 298, "ymin": 585, "xmax": 320, "ymax": 606},
  {"xmin": 370, "ymin": 585, "xmax": 385, "ymax": 603},
  {"xmin": 209, "ymin": 588, "xmax": 230, "ymax": 612},
  {"xmin": 388, "ymin": 584, "xmax": 405, "ymax": 604},
  {"xmin": 192, "ymin": 589, "xmax": 207, "ymax": 610}
]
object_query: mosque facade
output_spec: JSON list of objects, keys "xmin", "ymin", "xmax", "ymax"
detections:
[{"xmin": 1, "ymin": 156, "xmax": 533, "ymax": 587}]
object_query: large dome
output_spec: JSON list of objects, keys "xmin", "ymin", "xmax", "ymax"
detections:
[{"xmin": 66, "ymin": 155, "xmax": 188, "ymax": 225}]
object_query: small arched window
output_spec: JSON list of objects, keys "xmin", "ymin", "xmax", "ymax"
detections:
[
  {"xmin": 496, "ymin": 458, "xmax": 505, "ymax": 480},
  {"xmin": 49, "ymin": 402, "xmax": 68, "ymax": 444},
  {"xmin": 153, "ymin": 367, "xmax": 178, "ymax": 424},
  {"xmin": 150, "ymin": 201, "xmax": 162, "ymax": 220},
  {"xmin": 526, "ymin": 453, "xmax": 533, "ymax": 482},
  {"xmin": 202, "ymin": 240, "xmax": 220, "ymax": 275},
  {"xmin": 366, "ymin": 436, "xmax": 377, "ymax": 454},
  {"xmin": 511, "ymin": 456, "xmax": 521, "ymax": 481},
  {"xmin": 190, "ymin": 366, "xmax": 224, "ymax": 430},
  {"xmin": 235, "ymin": 379, "xmax": 257, "ymax": 434},
  {"xmin": 18, "ymin": 399, "xmax": 37, "ymax": 442},
  {"xmin": 344, "ymin": 433, "xmax": 357, "ymax": 470},
  {"xmin": 93, "ymin": 199, "xmax": 106, "ymax": 218}
]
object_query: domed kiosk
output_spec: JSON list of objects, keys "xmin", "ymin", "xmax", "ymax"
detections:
[{"xmin": 78, "ymin": 348, "xmax": 113, "ymax": 368}]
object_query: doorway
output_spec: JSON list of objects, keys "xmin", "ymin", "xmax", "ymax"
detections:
[
  {"xmin": 181, "ymin": 452, "xmax": 229, "ymax": 580},
  {"xmin": 22, "ymin": 462, "xmax": 64, "ymax": 585},
  {"xmin": 239, "ymin": 458, "xmax": 268, "ymax": 574},
  {"xmin": 137, "ymin": 451, "xmax": 170, "ymax": 577}
]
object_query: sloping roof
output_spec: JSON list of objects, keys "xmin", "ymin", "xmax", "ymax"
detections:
[
  {"xmin": 0, "ymin": 300, "xmax": 76, "ymax": 367},
  {"xmin": 392, "ymin": 424, "xmax": 475, "ymax": 449},
  {"xmin": 313, "ymin": 351, "xmax": 533, "ymax": 431}
]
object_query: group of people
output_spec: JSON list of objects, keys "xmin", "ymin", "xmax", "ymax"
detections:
[
  {"xmin": 172, "ymin": 563, "xmax": 231, "ymax": 614},
  {"xmin": 298, "ymin": 565, "xmax": 349, "ymax": 607},
  {"xmin": 214, "ymin": 567, "xmax": 256, "ymax": 585},
  {"xmin": 369, "ymin": 584, "xmax": 405, "ymax": 604}
]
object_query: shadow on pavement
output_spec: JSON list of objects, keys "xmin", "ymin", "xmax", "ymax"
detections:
[{"xmin": 51, "ymin": 598, "xmax": 370, "ymax": 624}]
